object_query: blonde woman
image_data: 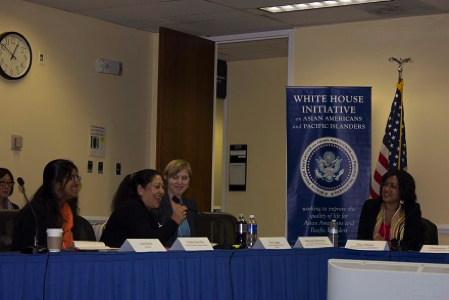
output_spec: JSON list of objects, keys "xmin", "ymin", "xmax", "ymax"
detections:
[{"xmin": 154, "ymin": 159, "xmax": 198, "ymax": 247}]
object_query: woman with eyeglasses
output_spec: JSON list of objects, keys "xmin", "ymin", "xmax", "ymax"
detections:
[
  {"xmin": 0, "ymin": 168, "xmax": 19, "ymax": 209},
  {"xmin": 100, "ymin": 169, "xmax": 187, "ymax": 248},
  {"xmin": 357, "ymin": 169, "xmax": 422, "ymax": 251},
  {"xmin": 12, "ymin": 159, "xmax": 84, "ymax": 251}
]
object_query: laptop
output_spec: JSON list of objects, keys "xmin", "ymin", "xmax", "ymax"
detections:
[{"xmin": 0, "ymin": 209, "xmax": 19, "ymax": 252}]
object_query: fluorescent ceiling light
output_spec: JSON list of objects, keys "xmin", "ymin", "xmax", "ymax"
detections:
[{"xmin": 260, "ymin": 0, "xmax": 391, "ymax": 13}]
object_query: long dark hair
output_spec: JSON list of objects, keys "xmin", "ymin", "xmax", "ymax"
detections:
[
  {"xmin": 380, "ymin": 169, "xmax": 417, "ymax": 205},
  {"xmin": 32, "ymin": 159, "xmax": 79, "ymax": 227},
  {"xmin": 0, "ymin": 168, "xmax": 15, "ymax": 196},
  {"xmin": 111, "ymin": 169, "xmax": 161, "ymax": 211}
]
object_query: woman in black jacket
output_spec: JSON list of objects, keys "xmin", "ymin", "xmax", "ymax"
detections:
[
  {"xmin": 357, "ymin": 170, "xmax": 421, "ymax": 251},
  {"xmin": 100, "ymin": 169, "xmax": 187, "ymax": 248}
]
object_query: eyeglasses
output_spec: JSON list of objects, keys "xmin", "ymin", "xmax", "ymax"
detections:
[
  {"xmin": 0, "ymin": 181, "xmax": 14, "ymax": 187},
  {"xmin": 67, "ymin": 175, "xmax": 82, "ymax": 182},
  {"xmin": 381, "ymin": 182, "xmax": 398, "ymax": 190}
]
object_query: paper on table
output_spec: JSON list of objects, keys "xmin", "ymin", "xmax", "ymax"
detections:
[{"xmin": 73, "ymin": 241, "xmax": 118, "ymax": 251}]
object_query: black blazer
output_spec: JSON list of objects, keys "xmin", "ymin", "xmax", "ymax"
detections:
[
  {"xmin": 100, "ymin": 196, "xmax": 178, "ymax": 248},
  {"xmin": 357, "ymin": 199, "xmax": 422, "ymax": 251},
  {"xmin": 12, "ymin": 202, "xmax": 95, "ymax": 250},
  {"xmin": 154, "ymin": 193, "xmax": 198, "ymax": 247}
]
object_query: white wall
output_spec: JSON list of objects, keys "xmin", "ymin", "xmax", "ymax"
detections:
[
  {"xmin": 226, "ymin": 57, "xmax": 288, "ymax": 236},
  {"xmin": 2, "ymin": 0, "xmax": 156, "ymax": 217}
]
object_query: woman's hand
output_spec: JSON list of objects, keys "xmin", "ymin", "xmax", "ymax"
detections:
[{"xmin": 171, "ymin": 202, "xmax": 188, "ymax": 225}]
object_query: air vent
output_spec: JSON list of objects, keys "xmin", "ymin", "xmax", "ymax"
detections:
[{"xmin": 356, "ymin": 0, "xmax": 445, "ymax": 17}]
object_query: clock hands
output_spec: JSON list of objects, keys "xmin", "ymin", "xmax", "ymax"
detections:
[
  {"xmin": 0, "ymin": 43, "xmax": 17, "ymax": 60},
  {"xmin": 10, "ymin": 43, "xmax": 19, "ymax": 60}
]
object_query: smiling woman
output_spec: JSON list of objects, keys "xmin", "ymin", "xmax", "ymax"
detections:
[
  {"xmin": 153, "ymin": 159, "xmax": 199, "ymax": 247},
  {"xmin": 357, "ymin": 170, "xmax": 422, "ymax": 251},
  {"xmin": 100, "ymin": 169, "xmax": 187, "ymax": 248},
  {"xmin": 11, "ymin": 159, "xmax": 86, "ymax": 251}
]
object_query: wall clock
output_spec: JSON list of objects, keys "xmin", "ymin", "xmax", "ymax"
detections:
[{"xmin": 0, "ymin": 32, "xmax": 32, "ymax": 80}]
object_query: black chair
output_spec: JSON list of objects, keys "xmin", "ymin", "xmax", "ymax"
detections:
[
  {"xmin": 196, "ymin": 212, "xmax": 237, "ymax": 245},
  {"xmin": 419, "ymin": 217, "xmax": 438, "ymax": 248},
  {"xmin": 72, "ymin": 215, "xmax": 96, "ymax": 241}
]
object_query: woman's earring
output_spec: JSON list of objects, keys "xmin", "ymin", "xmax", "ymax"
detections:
[{"xmin": 400, "ymin": 200, "xmax": 404, "ymax": 205}]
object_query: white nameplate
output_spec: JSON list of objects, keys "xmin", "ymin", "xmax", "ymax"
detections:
[
  {"xmin": 169, "ymin": 237, "xmax": 214, "ymax": 251},
  {"xmin": 420, "ymin": 245, "xmax": 449, "ymax": 253},
  {"xmin": 119, "ymin": 239, "xmax": 166, "ymax": 252},
  {"xmin": 345, "ymin": 240, "xmax": 389, "ymax": 251},
  {"xmin": 293, "ymin": 236, "xmax": 334, "ymax": 248},
  {"xmin": 252, "ymin": 237, "xmax": 291, "ymax": 249}
]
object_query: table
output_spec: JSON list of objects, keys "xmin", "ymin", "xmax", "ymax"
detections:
[{"xmin": 2, "ymin": 248, "xmax": 448, "ymax": 300}]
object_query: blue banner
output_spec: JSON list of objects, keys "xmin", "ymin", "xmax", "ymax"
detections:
[{"xmin": 287, "ymin": 87, "xmax": 371, "ymax": 246}]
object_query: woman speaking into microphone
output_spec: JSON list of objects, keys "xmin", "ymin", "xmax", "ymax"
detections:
[{"xmin": 100, "ymin": 169, "xmax": 187, "ymax": 248}]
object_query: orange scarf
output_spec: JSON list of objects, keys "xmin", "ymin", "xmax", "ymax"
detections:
[{"xmin": 61, "ymin": 202, "xmax": 74, "ymax": 249}]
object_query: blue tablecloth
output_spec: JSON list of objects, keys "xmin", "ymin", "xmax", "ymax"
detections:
[{"xmin": 1, "ymin": 248, "xmax": 448, "ymax": 300}]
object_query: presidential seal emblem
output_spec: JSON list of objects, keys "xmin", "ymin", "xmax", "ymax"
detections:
[{"xmin": 300, "ymin": 137, "xmax": 358, "ymax": 197}]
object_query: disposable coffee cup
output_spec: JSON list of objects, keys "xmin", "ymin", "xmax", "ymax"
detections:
[{"xmin": 46, "ymin": 228, "xmax": 63, "ymax": 252}]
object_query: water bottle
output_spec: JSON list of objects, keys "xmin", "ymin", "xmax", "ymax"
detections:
[
  {"xmin": 328, "ymin": 219, "xmax": 338, "ymax": 247},
  {"xmin": 235, "ymin": 214, "xmax": 247, "ymax": 248},
  {"xmin": 246, "ymin": 215, "xmax": 258, "ymax": 249}
]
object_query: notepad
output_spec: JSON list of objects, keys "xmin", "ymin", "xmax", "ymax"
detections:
[{"xmin": 73, "ymin": 241, "xmax": 118, "ymax": 251}]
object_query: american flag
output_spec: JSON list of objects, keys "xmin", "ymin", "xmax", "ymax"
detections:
[{"xmin": 369, "ymin": 81, "xmax": 407, "ymax": 199}]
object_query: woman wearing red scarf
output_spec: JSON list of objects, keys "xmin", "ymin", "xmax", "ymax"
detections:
[{"xmin": 12, "ymin": 159, "xmax": 83, "ymax": 251}]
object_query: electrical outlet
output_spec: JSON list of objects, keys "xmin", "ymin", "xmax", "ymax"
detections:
[{"xmin": 39, "ymin": 51, "xmax": 45, "ymax": 65}]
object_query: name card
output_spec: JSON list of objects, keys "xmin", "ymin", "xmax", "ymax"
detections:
[
  {"xmin": 345, "ymin": 240, "xmax": 389, "ymax": 251},
  {"xmin": 420, "ymin": 245, "xmax": 449, "ymax": 253},
  {"xmin": 293, "ymin": 237, "xmax": 334, "ymax": 249},
  {"xmin": 119, "ymin": 239, "xmax": 166, "ymax": 252},
  {"xmin": 169, "ymin": 237, "xmax": 214, "ymax": 251},
  {"xmin": 252, "ymin": 237, "xmax": 291, "ymax": 250}
]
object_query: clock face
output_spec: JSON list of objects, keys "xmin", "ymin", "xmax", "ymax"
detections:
[{"xmin": 0, "ymin": 32, "xmax": 32, "ymax": 80}]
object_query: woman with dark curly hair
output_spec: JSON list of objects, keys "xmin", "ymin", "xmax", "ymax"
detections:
[
  {"xmin": 100, "ymin": 169, "xmax": 187, "ymax": 248},
  {"xmin": 357, "ymin": 169, "xmax": 422, "ymax": 251},
  {"xmin": 0, "ymin": 168, "xmax": 19, "ymax": 209}
]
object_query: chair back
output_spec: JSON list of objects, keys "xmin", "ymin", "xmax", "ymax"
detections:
[
  {"xmin": 197, "ymin": 212, "xmax": 237, "ymax": 245},
  {"xmin": 73, "ymin": 215, "xmax": 97, "ymax": 241},
  {"xmin": 420, "ymin": 217, "xmax": 438, "ymax": 247}
]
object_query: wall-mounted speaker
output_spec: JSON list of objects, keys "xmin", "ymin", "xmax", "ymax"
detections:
[{"xmin": 217, "ymin": 59, "xmax": 227, "ymax": 99}]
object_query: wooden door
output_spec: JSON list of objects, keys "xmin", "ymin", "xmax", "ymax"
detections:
[{"xmin": 156, "ymin": 28, "xmax": 215, "ymax": 212}]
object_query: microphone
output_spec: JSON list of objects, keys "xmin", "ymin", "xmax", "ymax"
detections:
[
  {"xmin": 17, "ymin": 177, "xmax": 47, "ymax": 254},
  {"xmin": 172, "ymin": 196, "xmax": 237, "ymax": 250}
]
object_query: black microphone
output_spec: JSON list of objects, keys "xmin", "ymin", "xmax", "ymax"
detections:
[
  {"xmin": 172, "ymin": 196, "xmax": 237, "ymax": 250},
  {"xmin": 17, "ymin": 177, "xmax": 47, "ymax": 254}
]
